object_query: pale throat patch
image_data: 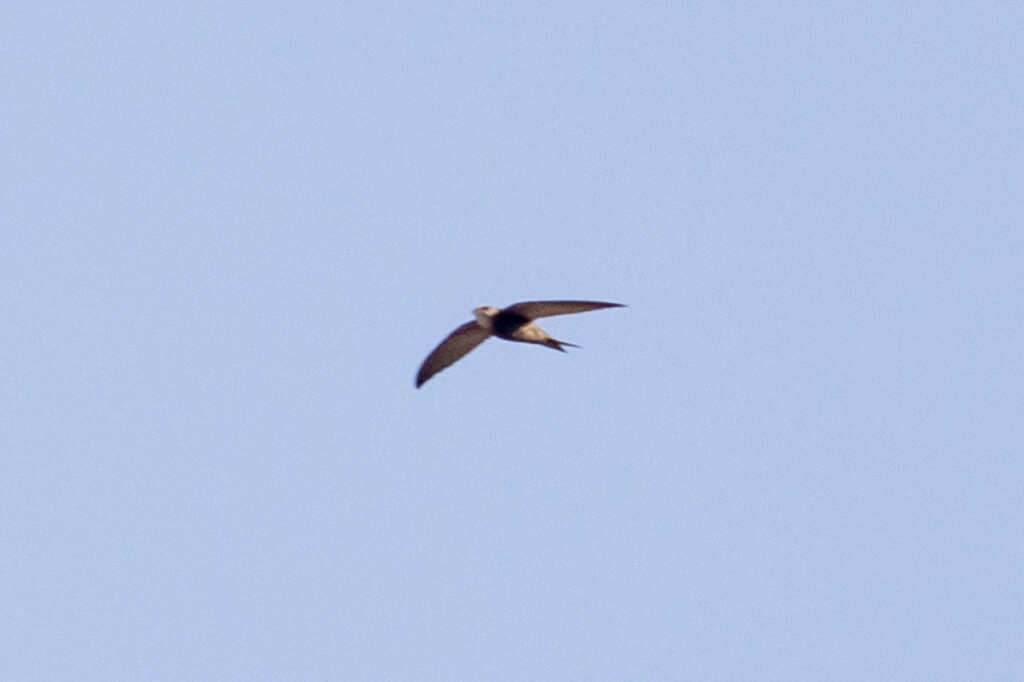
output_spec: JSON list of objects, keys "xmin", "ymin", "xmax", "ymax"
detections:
[{"xmin": 473, "ymin": 307, "xmax": 496, "ymax": 329}]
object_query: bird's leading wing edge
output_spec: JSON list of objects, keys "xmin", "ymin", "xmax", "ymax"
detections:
[
  {"xmin": 415, "ymin": 321, "xmax": 490, "ymax": 388},
  {"xmin": 505, "ymin": 300, "xmax": 625, "ymax": 319}
]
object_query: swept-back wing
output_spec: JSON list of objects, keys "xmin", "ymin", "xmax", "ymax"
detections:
[
  {"xmin": 505, "ymin": 300, "xmax": 624, "ymax": 320},
  {"xmin": 415, "ymin": 322, "xmax": 490, "ymax": 388}
]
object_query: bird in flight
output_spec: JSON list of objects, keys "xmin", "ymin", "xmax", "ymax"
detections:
[{"xmin": 415, "ymin": 300, "xmax": 624, "ymax": 388}]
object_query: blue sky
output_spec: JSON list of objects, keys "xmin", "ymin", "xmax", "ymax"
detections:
[{"xmin": 3, "ymin": 3, "xmax": 1022, "ymax": 679}]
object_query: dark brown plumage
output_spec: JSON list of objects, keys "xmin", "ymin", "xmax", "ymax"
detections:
[{"xmin": 415, "ymin": 300, "xmax": 624, "ymax": 388}]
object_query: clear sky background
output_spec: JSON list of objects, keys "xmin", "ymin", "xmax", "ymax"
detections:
[{"xmin": 3, "ymin": 3, "xmax": 1022, "ymax": 680}]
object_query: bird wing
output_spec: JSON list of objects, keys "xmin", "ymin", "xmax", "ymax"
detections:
[
  {"xmin": 504, "ymin": 300, "xmax": 625, "ymax": 319},
  {"xmin": 416, "ymin": 321, "xmax": 491, "ymax": 388}
]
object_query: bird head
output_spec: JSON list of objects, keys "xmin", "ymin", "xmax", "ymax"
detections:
[{"xmin": 473, "ymin": 305, "xmax": 499, "ymax": 328}]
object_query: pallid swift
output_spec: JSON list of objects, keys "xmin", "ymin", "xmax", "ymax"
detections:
[{"xmin": 416, "ymin": 300, "xmax": 624, "ymax": 388}]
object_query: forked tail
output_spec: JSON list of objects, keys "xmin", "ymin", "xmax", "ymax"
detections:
[{"xmin": 545, "ymin": 338, "xmax": 580, "ymax": 352}]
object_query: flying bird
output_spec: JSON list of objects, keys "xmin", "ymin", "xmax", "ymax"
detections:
[{"xmin": 415, "ymin": 300, "xmax": 624, "ymax": 388}]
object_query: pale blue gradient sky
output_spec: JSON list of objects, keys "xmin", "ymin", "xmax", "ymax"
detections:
[{"xmin": 3, "ymin": 3, "xmax": 1022, "ymax": 680}]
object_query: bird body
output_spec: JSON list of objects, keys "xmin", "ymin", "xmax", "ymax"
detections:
[
  {"xmin": 415, "ymin": 300, "xmax": 623, "ymax": 388},
  {"xmin": 475, "ymin": 305, "xmax": 575, "ymax": 349}
]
